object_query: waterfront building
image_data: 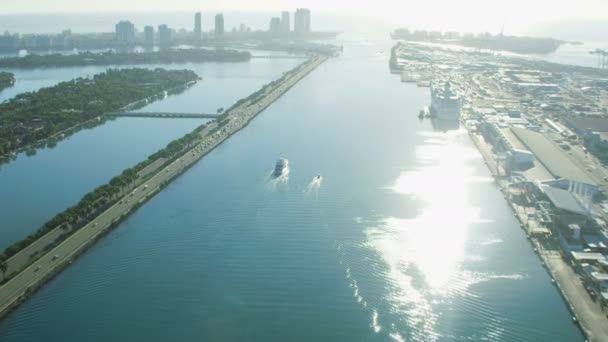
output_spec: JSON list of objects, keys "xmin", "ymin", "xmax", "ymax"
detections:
[
  {"xmin": 269, "ymin": 17, "xmax": 281, "ymax": 36},
  {"xmin": 0, "ymin": 33, "xmax": 18, "ymax": 51},
  {"xmin": 215, "ymin": 14, "xmax": 225, "ymax": 38},
  {"xmin": 281, "ymin": 11, "xmax": 291, "ymax": 35},
  {"xmin": 22, "ymin": 34, "xmax": 52, "ymax": 51},
  {"xmin": 52, "ymin": 30, "xmax": 73, "ymax": 50},
  {"xmin": 158, "ymin": 24, "xmax": 171, "ymax": 48},
  {"xmin": 143, "ymin": 26, "xmax": 154, "ymax": 47},
  {"xmin": 115, "ymin": 20, "xmax": 136, "ymax": 47},
  {"xmin": 294, "ymin": 8, "xmax": 311, "ymax": 36},
  {"xmin": 194, "ymin": 12, "xmax": 202, "ymax": 40}
]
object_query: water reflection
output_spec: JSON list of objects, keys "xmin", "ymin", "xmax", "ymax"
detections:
[
  {"xmin": 363, "ymin": 129, "xmax": 500, "ymax": 339},
  {"xmin": 430, "ymin": 118, "xmax": 460, "ymax": 132}
]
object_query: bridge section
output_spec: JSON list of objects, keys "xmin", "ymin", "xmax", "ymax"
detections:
[{"xmin": 107, "ymin": 112, "xmax": 219, "ymax": 119}]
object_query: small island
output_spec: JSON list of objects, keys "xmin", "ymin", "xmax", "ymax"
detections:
[
  {"xmin": 0, "ymin": 48, "xmax": 251, "ymax": 69},
  {"xmin": 0, "ymin": 68, "xmax": 199, "ymax": 157},
  {"xmin": 0, "ymin": 72, "xmax": 15, "ymax": 92},
  {"xmin": 391, "ymin": 29, "xmax": 563, "ymax": 55}
]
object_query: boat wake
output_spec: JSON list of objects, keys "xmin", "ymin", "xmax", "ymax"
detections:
[
  {"xmin": 304, "ymin": 175, "xmax": 323, "ymax": 197},
  {"xmin": 266, "ymin": 166, "xmax": 290, "ymax": 190}
]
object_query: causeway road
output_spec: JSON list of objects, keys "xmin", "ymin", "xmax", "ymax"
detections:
[{"xmin": 0, "ymin": 55, "xmax": 326, "ymax": 318}]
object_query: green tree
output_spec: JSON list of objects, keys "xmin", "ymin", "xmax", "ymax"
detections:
[{"xmin": 0, "ymin": 254, "xmax": 8, "ymax": 280}]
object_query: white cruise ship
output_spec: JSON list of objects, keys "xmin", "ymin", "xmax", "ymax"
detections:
[{"xmin": 430, "ymin": 81, "xmax": 461, "ymax": 120}]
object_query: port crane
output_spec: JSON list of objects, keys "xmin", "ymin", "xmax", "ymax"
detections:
[{"xmin": 590, "ymin": 49, "xmax": 608, "ymax": 69}]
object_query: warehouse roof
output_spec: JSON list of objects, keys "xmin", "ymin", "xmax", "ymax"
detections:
[
  {"xmin": 540, "ymin": 185, "xmax": 588, "ymax": 215},
  {"xmin": 511, "ymin": 127, "xmax": 596, "ymax": 185},
  {"xmin": 567, "ymin": 117, "xmax": 608, "ymax": 133}
]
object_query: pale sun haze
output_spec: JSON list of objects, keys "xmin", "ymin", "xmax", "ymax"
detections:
[{"xmin": 2, "ymin": 0, "xmax": 607, "ymax": 23}]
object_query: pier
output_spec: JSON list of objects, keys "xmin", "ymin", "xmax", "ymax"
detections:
[{"xmin": 107, "ymin": 112, "xmax": 219, "ymax": 119}]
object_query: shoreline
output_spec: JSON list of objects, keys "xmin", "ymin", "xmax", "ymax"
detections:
[
  {"xmin": 0, "ymin": 79, "xmax": 198, "ymax": 165},
  {"xmin": 466, "ymin": 125, "xmax": 607, "ymax": 341},
  {"xmin": 0, "ymin": 55, "xmax": 325, "ymax": 320}
]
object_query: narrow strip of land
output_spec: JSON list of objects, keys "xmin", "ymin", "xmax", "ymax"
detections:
[
  {"xmin": 0, "ymin": 55, "xmax": 326, "ymax": 319},
  {"xmin": 469, "ymin": 130, "xmax": 608, "ymax": 341}
]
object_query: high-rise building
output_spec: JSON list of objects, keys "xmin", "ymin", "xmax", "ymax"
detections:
[
  {"xmin": 281, "ymin": 11, "xmax": 290, "ymax": 34},
  {"xmin": 269, "ymin": 17, "xmax": 281, "ymax": 36},
  {"xmin": 143, "ymin": 26, "xmax": 154, "ymax": 47},
  {"xmin": 214, "ymin": 14, "xmax": 225, "ymax": 38},
  {"xmin": 115, "ymin": 20, "xmax": 136, "ymax": 46},
  {"xmin": 0, "ymin": 33, "xmax": 19, "ymax": 52},
  {"xmin": 194, "ymin": 12, "xmax": 202, "ymax": 39},
  {"xmin": 158, "ymin": 24, "xmax": 172, "ymax": 48},
  {"xmin": 294, "ymin": 9, "xmax": 311, "ymax": 36}
]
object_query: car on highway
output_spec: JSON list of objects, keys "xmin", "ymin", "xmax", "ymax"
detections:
[{"xmin": 34, "ymin": 266, "xmax": 42, "ymax": 272}]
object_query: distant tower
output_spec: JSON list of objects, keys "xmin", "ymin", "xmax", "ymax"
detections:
[
  {"xmin": 115, "ymin": 20, "xmax": 136, "ymax": 47},
  {"xmin": 269, "ymin": 17, "xmax": 281, "ymax": 36},
  {"xmin": 281, "ymin": 11, "xmax": 290, "ymax": 35},
  {"xmin": 215, "ymin": 14, "xmax": 225, "ymax": 38},
  {"xmin": 294, "ymin": 8, "xmax": 311, "ymax": 36},
  {"xmin": 158, "ymin": 24, "xmax": 172, "ymax": 48},
  {"xmin": 143, "ymin": 26, "xmax": 154, "ymax": 47},
  {"xmin": 194, "ymin": 12, "xmax": 202, "ymax": 40}
]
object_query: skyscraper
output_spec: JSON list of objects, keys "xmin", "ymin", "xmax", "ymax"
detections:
[
  {"xmin": 158, "ymin": 24, "xmax": 171, "ymax": 48},
  {"xmin": 281, "ymin": 11, "xmax": 290, "ymax": 35},
  {"xmin": 215, "ymin": 14, "xmax": 225, "ymax": 38},
  {"xmin": 269, "ymin": 17, "xmax": 281, "ymax": 36},
  {"xmin": 143, "ymin": 26, "xmax": 154, "ymax": 47},
  {"xmin": 294, "ymin": 9, "xmax": 311, "ymax": 36},
  {"xmin": 115, "ymin": 20, "xmax": 136, "ymax": 46},
  {"xmin": 194, "ymin": 12, "xmax": 202, "ymax": 40}
]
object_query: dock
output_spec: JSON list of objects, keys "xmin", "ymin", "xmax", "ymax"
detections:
[{"xmin": 466, "ymin": 123, "xmax": 608, "ymax": 342}]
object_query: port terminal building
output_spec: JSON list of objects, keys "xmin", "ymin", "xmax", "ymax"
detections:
[
  {"xmin": 477, "ymin": 112, "xmax": 608, "ymax": 305},
  {"xmin": 480, "ymin": 116, "xmax": 599, "ymax": 197}
]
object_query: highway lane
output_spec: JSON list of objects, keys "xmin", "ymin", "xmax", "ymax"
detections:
[{"xmin": 0, "ymin": 56, "xmax": 325, "ymax": 317}]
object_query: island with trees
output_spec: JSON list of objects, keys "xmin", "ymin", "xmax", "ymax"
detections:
[
  {"xmin": 0, "ymin": 72, "xmax": 15, "ymax": 92},
  {"xmin": 0, "ymin": 68, "xmax": 199, "ymax": 158},
  {"xmin": 391, "ymin": 29, "xmax": 563, "ymax": 54},
  {"xmin": 0, "ymin": 48, "xmax": 251, "ymax": 69}
]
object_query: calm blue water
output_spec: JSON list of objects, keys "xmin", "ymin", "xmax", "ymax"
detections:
[
  {"xmin": 0, "ymin": 39, "xmax": 584, "ymax": 341},
  {"xmin": 0, "ymin": 57, "xmax": 301, "ymax": 250}
]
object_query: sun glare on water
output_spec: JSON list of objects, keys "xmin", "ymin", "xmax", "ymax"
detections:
[
  {"xmin": 361, "ymin": 130, "xmax": 500, "ymax": 339},
  {"xmin": 384, "ymin": 130, "xmax": 484, "ymax": 290}
]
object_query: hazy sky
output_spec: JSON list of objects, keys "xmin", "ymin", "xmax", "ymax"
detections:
[{"xmin": 1, "ymin": 0, "xmax": 607, "ymax": 33}]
